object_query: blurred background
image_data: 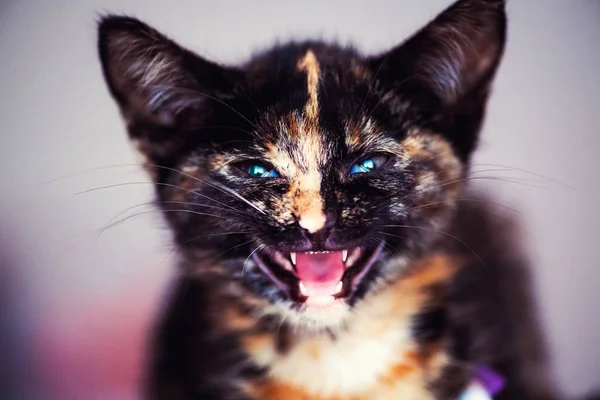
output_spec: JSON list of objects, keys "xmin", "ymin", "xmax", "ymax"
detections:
[{"xmin": 1, "ymin": 1, "xmax": 599, "ymax": 399}]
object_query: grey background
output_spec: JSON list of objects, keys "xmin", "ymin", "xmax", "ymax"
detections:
[{"xmin": 1, "ymin": 1, "xmax": 599, "ymax": 398}]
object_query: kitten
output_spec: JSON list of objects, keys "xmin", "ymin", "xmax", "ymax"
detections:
[{"xmin": 98, "ymin": 0, "xmax": 557, "ymax": 398}]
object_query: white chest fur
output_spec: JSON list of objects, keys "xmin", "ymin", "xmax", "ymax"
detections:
[
  {"xmin": 248, "ymin": 308, "xmax": 435, "ymax": 399},
  {"xmin": 246, "ymin": 255, "xmax": 456, "ymax": 399},
  {"xmin": 279, "ymin": 322, "xmax": 409, "ymax": 395}
]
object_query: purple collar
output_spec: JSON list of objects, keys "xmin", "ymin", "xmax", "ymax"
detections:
[
  {"xmin": 459, "ymin": 365, "xmax": 505, "ymax": 399},
  {"xmin": 473, "ymin": 365, "xmax": 505, "ymax": 395}
]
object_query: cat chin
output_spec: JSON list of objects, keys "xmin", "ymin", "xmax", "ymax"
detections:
[{"xmin": 263, "ymin": 299, "xmax": 353, "ymax": 333}]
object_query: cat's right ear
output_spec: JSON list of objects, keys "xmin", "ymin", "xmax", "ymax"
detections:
[
  {"xmin": 97, "ymin": 16, "xmax": 244, "ymax": 162},
  {"xmin": 367, "ymin": 0, "xmax": 506, "ymax": 161}
]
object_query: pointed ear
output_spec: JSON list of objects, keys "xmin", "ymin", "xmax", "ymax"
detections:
[
  {"xmin": 369, "ymin": 0, "xmax": 507, "ymax": 158},
  {"xmin": 97, "ymin": 16, "xmax": 244, "ymax": 161}
]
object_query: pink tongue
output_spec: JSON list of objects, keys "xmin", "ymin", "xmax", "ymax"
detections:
[{"xmin": 295, "ymin": 252, "xmax": 344, "ymax": 297}]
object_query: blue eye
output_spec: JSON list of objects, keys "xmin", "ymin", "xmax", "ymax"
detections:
[
  {"xmin": 350, "ymin": 158, "xmax": 375, "ymax": 174},
  {"xmin": 350, "ymin": 156, "xmax": 387, "ymax": 175},
  {"xmin": 247, "ymin": 164, "xmax": 279, "ymax": 178}
]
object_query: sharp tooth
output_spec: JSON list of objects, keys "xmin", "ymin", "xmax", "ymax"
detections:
[
  {"xmin": 290, "ymin": 252, "xmax": 296, "ymax": 266},
  {"xmin": 342, "ymin": 250, "xmax": 348, "ymax": 263},
  {"xmin": 336, "ymin": 281, "xmax": 343, "ymax": 293},
  {"xmin": 299, "ymin": 281, "xmax": 308, "ymax": 296}
]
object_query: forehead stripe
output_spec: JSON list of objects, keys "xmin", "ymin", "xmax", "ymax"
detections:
[{"xmin": 297, "ymin": 50, "xmax": 320, "ymax": 123}]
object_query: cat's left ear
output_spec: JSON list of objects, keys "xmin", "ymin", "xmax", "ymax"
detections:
[
  {"xmin": 98, "ymin": 16, "xmax": 245, "ymax": 162},
  {"xmin": 369, "ymin": 0, "xmax": 507, "ymax": 160}
]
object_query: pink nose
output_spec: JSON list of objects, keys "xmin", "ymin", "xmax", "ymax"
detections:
[{"xmin": 298, "ymin": 212, "xmax": 327, "ymax": 234}]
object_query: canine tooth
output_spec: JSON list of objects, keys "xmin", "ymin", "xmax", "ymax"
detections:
[
  {"xmin": 290, "ymin": 252, "xmax": 296, "ymax": 265},
  {"xmin": 299, "ymin": 282, "xmax": 308, "ymax": 296},
  {"xmin": 342, "ymin": 250, "xmax": 348, "ymax": 263},
  {"xmin": 336, "ymin": 281, "xmax": 343, "ymax": 293}
]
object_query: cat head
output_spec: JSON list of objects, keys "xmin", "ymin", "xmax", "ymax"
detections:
[{"xmin": 98, "ymin": 0, "xmax": 506, "ymax": 330}]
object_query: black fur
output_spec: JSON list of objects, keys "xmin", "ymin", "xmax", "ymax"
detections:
[{"xmin": 97, "ymin": 1, "xmax": 558, "ymax": 398}]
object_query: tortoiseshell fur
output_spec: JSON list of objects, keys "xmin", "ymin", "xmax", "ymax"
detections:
[{"xmin": 97, "ymin": 1, "xmax": 557, "ymax": 399}]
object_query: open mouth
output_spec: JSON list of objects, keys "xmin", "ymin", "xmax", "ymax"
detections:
[{"xmin": 252, "ymin": 242, "xmax": 385, "ymax": 306}]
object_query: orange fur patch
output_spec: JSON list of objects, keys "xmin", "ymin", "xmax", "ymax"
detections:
[
  {"xmin": 292, "ymin": 183, "xmax": 326, "ymax": 233},
  {"xmin": 400, "ymin": 131, "xmax": 460, "ymax": 173},
  {"xmin": 241, "ymin": 253, "xmax": 460, "ymax": 400},
  {"xmin": 400, "ymin": 133, "xmax": 435, "ymax": 162},
  {"xmin": 344, "ymin": 119, "xmax": 365, "ymax": 150},
  {"xmin": 403, "ymin": 254, "xmax": 457, "ymax": 288},
  {"xmin": 224, "ymin": 308, "xmax": 256, "ymax": 331},
  {"xmin": 244, "ymin": 333, "xmax": 274, "ymax": 355},
  {"xmin": 399, "ymin": 131, "xmax": 463, "ymax": 209},
  {"xmin": 378, "ymin": 362, "xmax": 416, "ymax": 387},
  {"xmin": 251, "ymin": 381, "xmax": 345, "ymax": 400},
  {"xmin": 297, "ymin": 50, "xmax": 321, "ymax": 123},
  {"xmin": 166, "ymin": 169, "xmax": 201, "ymax": 202},
  {"xmin": 270, "ymin": 113, "xmax": 326, "ymax": 233},
  {"xmin": 307, "ymin": 341, "xmax": 321, "ymax": 360}
]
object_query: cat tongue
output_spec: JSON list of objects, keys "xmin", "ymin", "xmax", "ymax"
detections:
[{"xmin": 295, "ymin": 252, "xmax": 345, "ymax": 299}]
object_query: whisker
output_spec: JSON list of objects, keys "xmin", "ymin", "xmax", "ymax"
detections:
[
  {"xmin": 398, "ymin": 175, "xmax": 550, "ymax": 205},
  {"xmin": 139, "ymin": 164, "xmax": 267, "ymax": 215},
  {"xmin": 364, "ymin": 89, "xmax": 394, "ymax": 122},
  {"xmin": 205, "ymin": 178, "xmax": 266, "ymax": 215},
  {"xmin": 415, "ymin": 167, "xmax": 551, "ymax": 195},
  {"xmin": 372, "ymin": 172, "xmax": 550, "ymax": 210},
  {"xmin": 375, "ymin": 154, "xmax": 569, "ymax": 204},
  {"xmin": 450, "ymin": 175, "xmax": 550, "ymax": 189},
  {"xmin": 39, "ymin": 162, "xmax": 266, "ymax": 216},
  {"xmin": 57, "ymin": 232, "xmax": 99, "ymax": 255},
  {"xmin": 208, "ymin": 239, "xmax": 256, "ymax": 260},
  {"xmin": 76, "ymin": 180, "xmax": 243, "ymax": 214},
  {"xmin": 240, "ymin": 87, "xmax": 262, "ymax": 115},
  {"xmin": 378, "ymin": 231, "xmax": 409, "ymax": 242},
  {"xmin": 377, "ymin": 231, "xmax": 434, "ymax": 258},
  {"xmin": 358, "ymin": 51, "xmax": 392, "ymax": 112},
  {"xmin": 382, "ymin": 223, "xmax": 487, "ymax": 268},
  {"xmin": 182, "ymin": 230, "xmax": 251, "ymax": 245},
  {"xmin": 360, "ymin": 59, "xmax": 417, "ymax": 118},
  {"xmin": 98, "ymin": 209, "xmax": 229, "ymax": 238},
  {"xmin": 407, "ymin": 198, "xmax": 521, "ymax": 215},
  {"xmin": 242, "ymin": 245, "xmax": 263, "ymax": 278},
  {"xmin": 175, "ymin": 238, "xmax": 258, "ymax": 275},
  {"xmin": 139, "ymin": 163, "xmax": 266, "ymax": 216},
  {"xmin": 36, "ymin": 163, "xmax": 144, "ymax": 186},
  {"xmin": 380, "ymin": 238, "xmax": 404, "ymax": 256},
  {"xmin": 106, "ymin": 200, "xmax": 241, "ymax": 225},
  {"xmin": 373, "ymin": 164, "xmax": 529, "ymax": 205},
  {"xmin": 472, "ymin": 163, "xmax": 575, "ymax": 190},
  {"xmin": 163, "ymin": 85, "xmax": 261, "ymax": 131},
  {"xmin": 206, "ymin": 231, "xmax": 252, "ymax": 237}
]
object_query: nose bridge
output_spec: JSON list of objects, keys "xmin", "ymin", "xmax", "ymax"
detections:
[
  {"xmin": 293, "ymin": 171, "xmax": 326, "ymax": 234},
  {"xmin": 292, "ymin": 171, "xmax": 342, "ymax": 238},
  {"xmin": 296, "ymin": 191, "xmax": 326, "ymax": 234}
]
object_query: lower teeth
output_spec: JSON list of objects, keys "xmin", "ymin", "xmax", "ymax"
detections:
[
  {"xmin": 299, "ymin": 281, "xmax": 308, "ymax": 296},
  {"xmin": 298, "ymin": 281, "xmax": 344, "ymax": 297}
]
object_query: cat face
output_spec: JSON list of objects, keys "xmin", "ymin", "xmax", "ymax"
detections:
[{"xmin": 98, "ymin": 0, "xmax": 506, "ymax": 329}]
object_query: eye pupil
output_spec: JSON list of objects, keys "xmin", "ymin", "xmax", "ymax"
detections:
[
  {"xmin": 350, "ymin": 157, "xmax": 382, "ymax": 175},
  {"xmin": 361, "ymin": 159, "xmax": 374, "ymax": 171},
  {"xmin": 247, "ymin": 164, "xmax": 278, "ymax": 178},
  {"xmin": 248, "ymin": 165, "xmax": 265, "ymax": 176}
]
